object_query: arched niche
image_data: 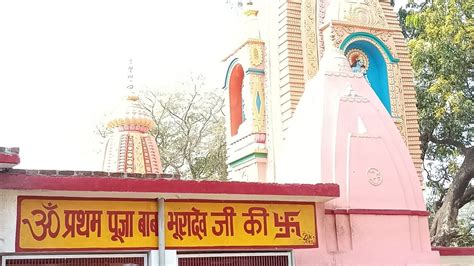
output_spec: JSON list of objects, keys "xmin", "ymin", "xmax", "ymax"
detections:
[
  {"xmin": 341, "ymin": 32, "xmax": 399, "ymax": 115},
  {"xmin": 228, "ymin": 64, "xmax": 244, "ymax": 136},
  {"xmin": 345, "ymin": 41, "xmax": 390, "ymax": 113}
]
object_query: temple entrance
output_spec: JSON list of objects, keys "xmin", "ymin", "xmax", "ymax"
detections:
[
  {"xmin": 1, "ymin": 254, "xmax": 147, "ymax": 266},
  {"xmin": 177, "ymin": 251, "xmax": 292, "ymax": 266}
]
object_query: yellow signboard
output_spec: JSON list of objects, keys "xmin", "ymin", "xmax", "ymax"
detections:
[{"xmin": 17, "ymin": 196, "xmax": 317, "ymax": 251}]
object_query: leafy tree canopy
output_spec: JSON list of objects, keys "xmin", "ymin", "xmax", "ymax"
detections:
[{"xmin": 402, "ymin": 0, "xmax": 473, "ymax": 246}]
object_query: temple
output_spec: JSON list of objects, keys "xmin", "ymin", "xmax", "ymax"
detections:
[
  {"xmin": 223, "ymin": 0, "xmax": 422, "ymax": 183},
  {"xmin": 0, "ymin": 0, "xmax": 473, "ymax": 265},
  {"xmin": 102, "ymin": 60, "xmax": 163, "ymax": 174}
]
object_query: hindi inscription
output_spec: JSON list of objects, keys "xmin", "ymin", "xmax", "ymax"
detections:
[{"xmin": 17, "ymin": 197, "xmax": 317, "ymax": 251}]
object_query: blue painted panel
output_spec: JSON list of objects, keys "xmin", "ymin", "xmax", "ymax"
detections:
[
  {"xmin": 340, "ymin": 32, "xmax": 399, "ymax": 63},
  {"xmin": 246, "ymin": 68, "xmax": 265, "ymax": 75},
  {"xmin": 256, "ymin": 91, "xmax": 262, "ymax": 113},
  {"xmin": 346, "ymin": 41, "xmax": 392, "ymax": 114}
]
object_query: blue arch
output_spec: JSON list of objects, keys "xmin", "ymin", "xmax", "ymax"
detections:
[
  {"xmin": 346, "ymin": 40, "xmax": 392, "ymax": 114},
  {"xmin": 222, "ymin": 58, "xmax": 240, "ymax": 89},
  {"xmin": 340, "ymin": 32, "xmax": 399, "ymax": 63}
]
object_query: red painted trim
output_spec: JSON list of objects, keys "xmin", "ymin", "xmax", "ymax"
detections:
[
  {"xmin": 16, "ymin": 196, "xmax": 318, "ymax": 252},
  {"xmin": 314, "ymin": 204, "xmax": 319, "ymax": 249},
  {"xmin": 16, "ymin": 195, "xmax": 21, "ymax": 252},
  {"xmin": 166, "ymin": 198, "xmax": 317, "ymax": 205},
  {"xmin": 17, "ymin": 195, "xmax": 158, "ymax": 202},
  {"xmin": 141, "ymin": 136, "xmax": 152, "ymax": 173},
  {"xmin": 0, "ymin": 153, "xmax": 20, "ymax": 165},
  {"xmin": 167, "ymin": 244, "xmax": 316, "ymax": 250},
  {"xmin": 166, "ymin": 199, "xmax": 320, "ymax": 249},
  {"xmin": 17, "ymin": 195, "xmax": 322, "ymax": 205},
  {"xmin": 16, "ymin": 245, "xmax": 159, "ymax": 253},
  {"xmin": 16, "ymin": 245, "xmax": 315, "ymax": 253},
  {"xmin": 15, "ymin": 196, "xmax": 154, "ymax": 252},
  {"xmin": 325, "ymin": 209, "xmax": 429, "ymax": 216},
  {"xmin": 0, "ymin": 172, "xmax": 339, "ymax": 198},
  {"xmin": 432, "ymin": 247, "xmax": 474, "ymax": 256},
  {"xmin": 17, "ymin": 196, "xmax": 318, "ymax": 206},
  {"xmin": 124, "ymin": 135, "xmax": 130, "ymax": 172}
]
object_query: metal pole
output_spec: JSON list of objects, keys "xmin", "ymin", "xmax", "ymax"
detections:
[{"xmin": 158, "ymin": 198, "xmax": 165, "ymax": 265}]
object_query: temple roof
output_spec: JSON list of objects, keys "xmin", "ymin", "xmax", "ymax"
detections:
[
  {"xmin": 279, "ymin": 47, "xmax": 426, "ymax": 211},
  {"xmin": 106, "ymin": 95, "xmax": 155, "ymax": 133},
  {"xmin": 0, "ymin": 168, "xmax": 339, "ymax": 202},
  {"xmin": 0, "ymin": 147, "xmax": 20, "ymax": 170}
]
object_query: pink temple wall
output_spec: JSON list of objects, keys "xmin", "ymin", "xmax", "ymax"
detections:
[{"xmin": 280, "ymin": 49, "xmax": 439, "ymax": 264}]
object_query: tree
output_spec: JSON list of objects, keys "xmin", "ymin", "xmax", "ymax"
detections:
[
  {"xmin": 141, "ymin": 83, "xmax": 228, "ymax": 181},
  {"xmin": 97, "ymin": 76, "xmax": 228, "ymax": 181},
  {"xmin": 401, "ymin": 0, "xmax": 473, "ymax": 246}
]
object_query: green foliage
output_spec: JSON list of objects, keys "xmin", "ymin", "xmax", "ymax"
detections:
[
  {"xmin": 406, "ymin": 0, "xmax": 473, "ymax": 151},
  {"xmin": 402, "ymin": 0, "xmax": 473, "ymax": 246}
]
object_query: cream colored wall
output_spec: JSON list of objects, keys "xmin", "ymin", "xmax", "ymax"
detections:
[
  {"xmin": 268, "ymin": 0, "xmax": 283, "ymax": 183},
  {"xmin": 257, "ymin": 0, "xmax": 283, "ymax": 183},
  {"xmin": 258, "ymin": 0, "xmax": 308, "ymax": 183},
  {"xmin": 440, "ymin": 255, "xmax": 474, "ymax": 265},
  {"xmin": 149, "ymin": 250, "xmax": 178, "ymax": 266},
  {"xmin": 0, "ymin": 192, "xmax": 16, "ymax": 253}
]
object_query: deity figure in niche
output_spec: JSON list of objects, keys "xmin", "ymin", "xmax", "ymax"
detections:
[
  {"xmin": 351, "ymin": 57, "xmax": 366, "ymax": 74},
  {"xmin": 347, "ymin": 49, "xmax": 370, "ymax": 85}
]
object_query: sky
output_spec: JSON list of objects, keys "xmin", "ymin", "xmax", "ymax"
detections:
[{"xmin": 0, "ymin": 0, "xmax": 406, "ymax": 171}]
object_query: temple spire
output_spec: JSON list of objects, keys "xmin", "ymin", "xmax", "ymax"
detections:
[
  {"xmin": 128, "ymin": 58, "xmax": 133, "ymax": 87},
  {"xmin": 102, "ymin": 59, "xmax": 163, "ymax": 174},
  {"xmin": 126, "ymin": 59, "xmax": 138, "ymax": 101},
  {"xmin": 243, "ymin": 0, "xmax": 260, "ymax": 40}
]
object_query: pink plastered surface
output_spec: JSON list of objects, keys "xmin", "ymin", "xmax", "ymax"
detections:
[{"xmin": 281, "ymin": 49, "xmax": 439, "ymax": 264}]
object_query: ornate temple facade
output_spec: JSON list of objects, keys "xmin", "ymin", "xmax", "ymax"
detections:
[
  {"xmin": 102, "ymin": 62, "xmax": 163, "ymax": 174},
  {"xmin": 223, "ymin": 0, "xmax": 422, "ymax": 183},
  {"xmin": 102, "ymin": 93, "xmax": 163, "ymax": 174},
  {"xmin": 2, "ymin": 1, "xmax": 474, "ymax": 265}
]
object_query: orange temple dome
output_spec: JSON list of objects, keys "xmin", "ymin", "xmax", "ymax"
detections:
[{"xmin": 102, "ymin": 93, "xmax": 163, "ymax": 174}]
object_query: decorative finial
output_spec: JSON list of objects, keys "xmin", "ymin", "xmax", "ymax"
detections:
[
  {"xmin": 243, "ymin": 0, "xmax": 258, "ymax": 16},
  {"xmin": 126, "ymin": 58, "xmax": 139, "ymax": 101},
  {"xmin": 127, "ymin": 59, "xmax": 134, "ymax": 91}
]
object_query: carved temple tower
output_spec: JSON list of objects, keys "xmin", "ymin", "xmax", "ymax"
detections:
[
  {"xmin": 223, "ymin": 0, "xmax": 423, "ymax": 182},
  {"xmin": 221, "ymin": 1, "xmax": 437, "ymax": 262},
  {"xmin": 102, "ymin": 61, "xmax": 163, "ymax": 174},
  {"xmin": 319, "ymin": 0, "xmax": 423, "ymax": 179},
  {"xmin": 223, "ymin": 2, "xmax": 268, "ymax": 182}
]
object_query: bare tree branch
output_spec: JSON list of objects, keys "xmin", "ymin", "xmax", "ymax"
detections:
[
  {"xmin": 139, "ymin": 87, "xmax": 227, "ymax": 180},
  {"xmin": 459, "ymin": 186, "xmax": 474, "ymax": 208}
]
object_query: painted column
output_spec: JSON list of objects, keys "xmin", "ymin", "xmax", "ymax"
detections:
[{"xmin": 222, "ymin": 2, "xmax": 268, "ymax": 182}]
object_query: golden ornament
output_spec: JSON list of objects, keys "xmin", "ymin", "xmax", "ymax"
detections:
[{"xmin": 249, "ymin": 45, "xmax": 263, "ymax": 66}]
